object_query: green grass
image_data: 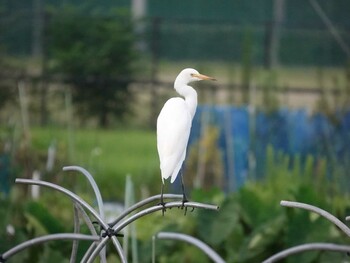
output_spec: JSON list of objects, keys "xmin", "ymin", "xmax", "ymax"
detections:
[{"xmin": 30, "ymin": 127, "xmax": 160, "ymax": 200}]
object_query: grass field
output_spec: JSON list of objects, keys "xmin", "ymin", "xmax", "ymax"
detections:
[
  {"xmin": 30, "ymin": 127, "xmax": 160, "ymax": 200},
  {"xmin": 155, "ymin": 60, "xmax": 346, "ymax": 88}
]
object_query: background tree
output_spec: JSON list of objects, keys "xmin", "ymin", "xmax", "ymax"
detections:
[
  {"xmin": 0, "ymin": 55, "xmax": 21, "ymax": 111},
  {"xmin": 48, "ymin": 7, "xmax": 138, "ymax": 127}
]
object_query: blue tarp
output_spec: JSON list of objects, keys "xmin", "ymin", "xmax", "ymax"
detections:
[{"xmin": 189, "ymin": 106, "xmax": 350, "ymax": 192}]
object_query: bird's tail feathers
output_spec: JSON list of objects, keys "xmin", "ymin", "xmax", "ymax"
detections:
[
  {"xmin": 160, "ymin": 155, "xmax": 184, "ymax": 184},
  {"xmin": 160, "ymin": 166, "xmax": 171, "ymax": 183},
  {"xmin": 170, "ymin": 171, "xmax": 177, "ymax": 183}
]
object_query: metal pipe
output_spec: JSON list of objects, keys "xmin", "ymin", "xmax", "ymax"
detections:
[
  {"xmin": 85, "ymin": 238, "xmax": 111, "ymax": 263},
  {"xmin": 156, "ymin": 232, "xmax": 225, "ymax": 263},
  {"xmin": 109, "ymin": 194, "xmax": 183, "ymax": 226},
  {"xmin": 263, "ymin": 243, "xmax": 350, "ymax": 263},
  {"xmin": 84, "ymin": 236, "xmax": 126, "ymax": 263},
  {"xmin": 15, "ymin": 178, "xmax": 108, "ymax": 230},
  {"xmin": 14, "ymin": 178, "xmax": 218, "ymax": 263},
  {"xmin": 280, "ymin": 200, "xmax": 350, "ymax": 237},
  {"xmin": 63, "ymin": 166, "xmax": 105, "ymax": 220},
  {"xmin": 87, "ymin": 201, "xmax": 219, "ymax": 263},
  {"xmin": 63, "ymin": 166, "xmax": 107, "ymax": 262},
  {"xmin": 1, "ymin": 233, "xmax": 99, "ymax": 261},
  {"xmin": 16, "ymin": 178, "xmax": 126, "ymax": 263},
  {"xmin": 114, "ymin": 201, "xmax": 219, "ymax": 233},
  {"xmin": 80, "ymin": 242, "xmax": 97, "ymax": 263},
  {"xmin": 74, "ymin": 203, "xmax": 98, "ymax": 236},
  {"xmin": 70, "ymin": 204, "xmax": 81, "ymax": 263}
]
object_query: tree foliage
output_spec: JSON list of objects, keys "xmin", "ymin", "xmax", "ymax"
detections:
[
  {"xmin": 0, "ymin": 55, "xmax": 21, "ymax": 110},
  {"xmin": 48, "ymin": 6, "xmax": 138, "ymax": 127}
]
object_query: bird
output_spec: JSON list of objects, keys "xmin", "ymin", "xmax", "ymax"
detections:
[{"xmin": 156, "ymin": 68, "xmax": 216, "ymax": 214}]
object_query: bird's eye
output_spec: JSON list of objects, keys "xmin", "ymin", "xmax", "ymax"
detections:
[{"xmin": 190, "ymin": 73, "xmax": 194, "ymax": 77}]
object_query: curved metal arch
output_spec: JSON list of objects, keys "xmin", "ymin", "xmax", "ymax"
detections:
[
  {"xmin": 263, "ymin": 243, "xmax": 350, "ymax": 263},
  {"xmin": 15, "ymin": 178, "xmax": 126, "ymax": 263},
  {"xmin": 280, "ymin": 200, "xmax": 350, "ymax": 237},
  {"xmin": 1, "ymin": 233, "xmax": 99, "ymax": 261},
  {"xmin": 86, "ymin": 201, "xmax": 219, "ymax": 262},
  {"xmin": 156, "ymin": 232, "xmax": 225, "ymax": 263}
]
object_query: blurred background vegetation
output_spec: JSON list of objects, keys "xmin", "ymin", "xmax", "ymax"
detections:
[{"xmin": 0, "ymin": 0, "xmax": 350, "ymax": 262}]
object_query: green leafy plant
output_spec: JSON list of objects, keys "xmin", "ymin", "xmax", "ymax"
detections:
[{"xmin": 190, "ymin": 146, "xmax": 349, "ymax": 263}]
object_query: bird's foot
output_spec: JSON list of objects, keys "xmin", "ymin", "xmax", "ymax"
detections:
[
  {"xmin": 180, "ymin": 198, "xmax": 189, "ymax": 215},
  {"xmin": 158, "ymin": 201, "xmax": 167, "ymax": 216}
]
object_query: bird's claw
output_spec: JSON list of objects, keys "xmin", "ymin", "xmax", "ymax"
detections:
[
  {"xmin": 179, "ymin": 200, "xmax": 194, "ymax": 214},
  {"xmin": 181, "ymin": 198, "xmax": 189, "ymax": 215}
]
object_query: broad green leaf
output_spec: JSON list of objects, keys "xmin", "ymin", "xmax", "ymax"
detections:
[
  {"xmin": 238, "ymin": 215, "xmax": 285, "ymax": 263},
  {"xmin": 197, "ymin": 195, "xmax": 239, "ymax": 246}
]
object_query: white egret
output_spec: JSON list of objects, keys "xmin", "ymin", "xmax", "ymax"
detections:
[{"xmin": 157, "ymin": 68, "xmax": 216, "ymax": 213}]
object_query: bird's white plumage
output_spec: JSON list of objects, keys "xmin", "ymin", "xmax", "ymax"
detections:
[
  {"xmin": 157, "ymin": 68, "xmax": 215, "ymax": 185},
  {"xmin": 157, "ymin": 97, "xmax": 192, "ymax": 183}
]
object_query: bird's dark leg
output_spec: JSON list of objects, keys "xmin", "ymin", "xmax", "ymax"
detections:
[
  {"xmin": 159, "ymin": 183, "xmax": 166, "ymax": 216},
  {"xmin": 180, "ymin": 172, "xmax": 188, "ymax": 203},
  {"xmin": 180, "ymin": 169, "xmax": 190, "ymax": 215}
]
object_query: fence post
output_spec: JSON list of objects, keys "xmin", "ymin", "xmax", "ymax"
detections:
[
  {"xmin": 149, "ymin": 17, "xmax": 161, "ymax": 128},
  {"xmin": 265, "ymin": 0, "xmax": 285, "ymax": 69}
]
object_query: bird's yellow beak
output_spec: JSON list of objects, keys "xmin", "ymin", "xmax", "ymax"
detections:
[{"xmin": 191, "ymin": 73, "xmax": 216, "ymax": 81}]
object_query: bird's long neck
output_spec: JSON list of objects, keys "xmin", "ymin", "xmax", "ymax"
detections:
[{"xmin": 174, "ymin": 82, "xmax": 198, "ymax": 119}]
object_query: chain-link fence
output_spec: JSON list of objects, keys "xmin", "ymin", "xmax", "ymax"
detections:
[{"xmin": 1, "ymin": 0, "xmax": 350, "ymax": 65}]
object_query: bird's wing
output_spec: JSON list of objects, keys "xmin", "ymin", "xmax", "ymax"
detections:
[{"xmin": 157, "ymin": 98, "xmax": 192, "ymax": 183}]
